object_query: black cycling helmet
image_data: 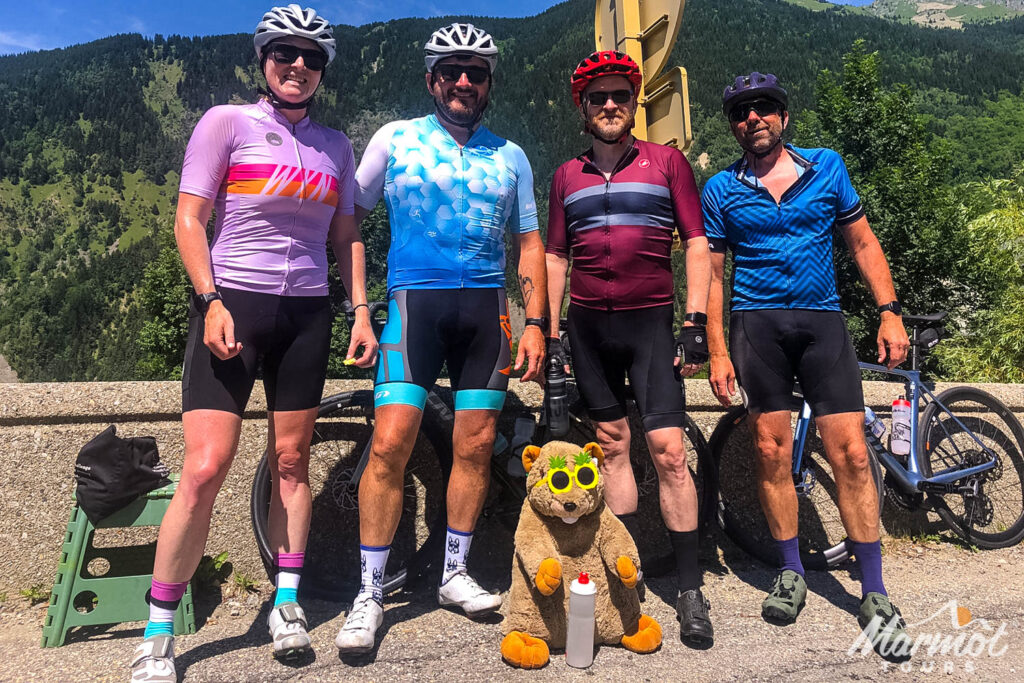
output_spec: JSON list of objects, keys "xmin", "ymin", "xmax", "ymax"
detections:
[{"xmin": 722, "ymin": 72, "xmax": 788, "ymax": 117}]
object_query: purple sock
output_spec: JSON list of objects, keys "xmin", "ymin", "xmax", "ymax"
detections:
[
  {"xmin": 848, "ymin": 539, "xmax": 886, "ymax": 597},
  {"xmin": 776, "ymin": 536, "xmax": 805, "ymax": 576},
  {"xmin": 150, "ymin": 579, "xmax": 188, "ymax": 604}
]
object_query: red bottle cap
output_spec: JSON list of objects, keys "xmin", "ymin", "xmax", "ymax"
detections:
[
  {"xmin": 578, "ymin": 572, "xmax": 590, "ymax": 584},
  {"xmin": 893, "ymin": 397, "xmax": 910, "ymax": 407}
]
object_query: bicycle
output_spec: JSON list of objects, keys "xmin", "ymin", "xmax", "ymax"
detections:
[
  {"xmin": 250, "ymin": 304, "xmax": 716, "ymax": 600},
  {"xmin": 710, "ymin": 311, "xmax": 1024, "ymax": 570}
]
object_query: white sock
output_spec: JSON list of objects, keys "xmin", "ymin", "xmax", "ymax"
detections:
[
  {"xmin": 441, "ymin": 526, "xmax": 473, "ymax": 586},
  {"xmin": 359, "ymin": 544, "xmax": 390, "ymax": 605}
]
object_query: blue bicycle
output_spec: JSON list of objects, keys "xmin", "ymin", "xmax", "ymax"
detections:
[{"xmin": 710, "ymin": 311, "xmax": 1024, "ymax": 569}]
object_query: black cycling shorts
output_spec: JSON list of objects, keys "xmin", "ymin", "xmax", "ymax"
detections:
[
  {"xmin": 567, "ymin": 303, "xmax": 684, "ymax": 432},
  {"xmin": 374, "ymin": 288, "xmax": 512, "ymax": 412},
  {"xmin": 729, "ymin": 309, "xmax": 864, "ymax": 417},
  {"xmin": 182, "ymin": 287, "xmax": 331, "ymax": 415}
]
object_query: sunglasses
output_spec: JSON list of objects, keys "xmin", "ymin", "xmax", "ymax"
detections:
[
  {"xmin": 434, "ymin": 64, "xmax": 490, "ymax": 85},
  {"xmin": 586, "ymin": 89, "xmax": 633, "ymax": 106},
  {"xmin": 533, "ymin": 462, "xmax": 600, "ymax": 494},
  {"xmin": 268, "ymin": 44, "xmax": 328, "ymax": 72},
  {"xmin": 729, "ymin": 100, "xmax": 783, "ymax": 122}
]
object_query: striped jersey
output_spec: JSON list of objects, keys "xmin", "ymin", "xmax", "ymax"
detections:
[
  {"xmin": 701, "ymin": 145, "xmax": 864, "ymax": 312},
  {"xmin": 545, "ymin": 139, "xmax": 705, "ymax": 310},
  {"xmin": 179, "ymin": 99, "xmax": 355, "ymax": 296},
  {"xmin": 355, "ymin": 114, "xmax": 539, "ymax": 293}
]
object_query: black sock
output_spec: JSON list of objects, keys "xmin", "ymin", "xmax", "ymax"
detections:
[
  {"xmin": 668, "ymin": 529, "xmax": 702, "ymax": 592},
  {"xmin": 616, "ymin": 512, "xmax": 642, "ymax": 545}
]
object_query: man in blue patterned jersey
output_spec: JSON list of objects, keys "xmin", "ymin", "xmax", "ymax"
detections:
[
  {"xmin": 703, "ymin": 72, "xmax": 912, "ymax": 656},
  {"xmin": 334, "ymin": 23, "xmax": 548, "ymax": 653}
]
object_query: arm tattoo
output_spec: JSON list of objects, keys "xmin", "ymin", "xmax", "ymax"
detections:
[{"xmin": 519, "ymin": 275, "xmax": 534, "ymax": 309}]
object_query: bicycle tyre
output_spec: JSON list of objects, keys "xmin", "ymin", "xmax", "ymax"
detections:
[
  {"xmin": 710, "ymin": 405, "xmax": 884, "ymax": 570},
  {"xmin": 918, "ymin": 386, "xmax": 1024, "ymax": 549},
  {"xmin": 251, "ymin": 389, "xmax": 455, "ymax": 600}
]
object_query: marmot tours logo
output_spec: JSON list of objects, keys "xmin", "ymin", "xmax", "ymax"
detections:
[
  {"xmin": 848, "ymin": 600, "xmax": 1010, "ymax": 673},
  {"xmin": 266, "ymin": 132, "xmax": 283, "ymax": 146}
]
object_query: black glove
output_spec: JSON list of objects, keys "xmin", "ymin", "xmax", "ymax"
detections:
[
  {"xmin": 677, "ymin": 325, "xmax": 709, "ymax": 365},
  {"xmin": 546, "ymin": 337, "xmax": 567, "ymax": 370}
]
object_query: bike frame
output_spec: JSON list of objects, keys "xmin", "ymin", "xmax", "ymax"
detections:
[{"xmin": 791, "ymin": 361, "xmax": 998, "ymax": 497}]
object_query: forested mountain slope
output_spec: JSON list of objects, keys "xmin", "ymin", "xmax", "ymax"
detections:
[{"xmin": 0, "ymin": 0, "xmax": 1022, "ymax": 381}]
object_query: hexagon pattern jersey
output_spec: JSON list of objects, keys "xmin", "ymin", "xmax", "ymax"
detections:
[{"xmin": 355, "ymin": 114, "xmax": 539, "ymax": 293}]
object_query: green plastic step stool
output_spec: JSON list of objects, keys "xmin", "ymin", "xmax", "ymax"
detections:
[{"xmin": 41, "ymin": 477, "xmax": 196, "ymax": 647}]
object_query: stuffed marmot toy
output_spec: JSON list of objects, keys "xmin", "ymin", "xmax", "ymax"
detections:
[{"xmin": 501, "ymin": 440, "xmax": 661, "ymax": 668}]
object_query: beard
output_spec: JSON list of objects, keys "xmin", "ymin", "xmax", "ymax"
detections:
[
  {"xmin": 739, "ymin": 125, "xmax": 784, "ymax": 158},
  {"xmin": 435, "ymin": 89, "xmax": 487, "ymax": 126},
  {"xmin": 587, "ymin": 110, "xmax": 633, "ymax": 142}
]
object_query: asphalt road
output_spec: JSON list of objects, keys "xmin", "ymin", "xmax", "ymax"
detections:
[{"xmin": 2, "ymin": 536, "xmax": 1022, "ymax": 682}]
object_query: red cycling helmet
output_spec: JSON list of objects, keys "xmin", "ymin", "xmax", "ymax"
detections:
[{"xmin": 571, "ymin": 50, "xmax": 643, "ymax": 107}]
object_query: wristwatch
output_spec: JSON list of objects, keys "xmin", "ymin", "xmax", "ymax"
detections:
[
  {"xmin": 684, "ymin": 312, "xmax": 708, "ymax": 326},
  {"xmin": 524, "ymin": 317, "xmax": 550, "ymax": 332},
  {"xmin": 877, "ymin": 301, "xmax": 903, "ymax": 316},
  {"xmin": 194, "ymin": 291, "xmax": 223, "ymax": 315}
]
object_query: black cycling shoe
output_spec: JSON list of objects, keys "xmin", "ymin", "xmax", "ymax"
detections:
[{"xmin": 676, "ymin": 588, "xmax": 714, "ymax": 645}]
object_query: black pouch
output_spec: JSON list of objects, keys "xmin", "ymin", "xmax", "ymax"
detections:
[{"xmin": 74, "ymin": 425, "xmax": 171, "ymax": 524}]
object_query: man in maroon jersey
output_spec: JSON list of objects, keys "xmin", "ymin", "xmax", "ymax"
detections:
[{"xmin": 545, "ymin": 50, "xmax": 713, "ymax": 645}]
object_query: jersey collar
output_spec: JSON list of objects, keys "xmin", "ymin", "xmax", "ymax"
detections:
[
  {"xmin": 578, "ymin": 139, "xmax": 640, "ymax": 177},
  {"xmin": 427, "ymin": 113, "xmax": 487, "ymax": 147},
  {"xmin": 257, "ymin": 98, "xmax": 313, "ymax": 130},
  {"xmin": 735, "ymin": 144, "xmax": 815, "ymax": 190}
]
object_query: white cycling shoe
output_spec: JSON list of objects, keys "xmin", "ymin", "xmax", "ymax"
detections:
[
  {"xmin": 268, "ymin": 602, "xmax": 312, "ymax": 659},
  {"xmin": 335, "ymin": 593, "xmax": 383, "ymax": 653},
  {"xmin": 438, "ymin": 571, "xmax": 502, "ymax": 618},
  {"xmin": 129, "ymin": 635, "xmax": 176, "ymax": 683}
]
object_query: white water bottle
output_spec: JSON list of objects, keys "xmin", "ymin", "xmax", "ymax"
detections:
[
  {"xmin": 566, "ymin": 572, "xmax": 597, "ymax": 668},
  {"xmin": 891, "ymin": 396, "xmax": 912, "ymax": 456}
]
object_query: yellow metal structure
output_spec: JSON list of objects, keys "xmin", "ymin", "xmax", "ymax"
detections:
[{"xmin": 594, "ymin": 0, "xmax": 692, "ymax": 152}]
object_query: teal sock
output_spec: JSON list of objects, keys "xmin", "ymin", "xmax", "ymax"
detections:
[
  {"xmin": 144, "ymin": 620, "xmax": 175, "ymax": 638},
  {"xmin": 274, "ymin": 586, "xmax": 298, "ymax": 606}
]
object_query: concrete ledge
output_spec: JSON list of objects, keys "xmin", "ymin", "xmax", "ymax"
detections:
[{"xmin": 1, "ymin": 379, "xmax": 1021, "ymax": 594}]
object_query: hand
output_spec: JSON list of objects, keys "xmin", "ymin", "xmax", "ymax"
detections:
[
  {"xmin": 709, "ymin": 355, "xmax": 736, "ymax": 407},
  {"xmin": 203, "ymin": 302, "xmax": 243, "ymax": 360},
  {"xmin": 546, "ymin": 337, "xmax": 570, "ymax": 376},
  {"xmin": 515, "ymin": 325, "xmax": 546, "ymax": 383},
  {"xmin": 535, "ymin": 557, "xmax": 562, "ymax": 595},
  {"xmin": 347, "ymin": 317, "xmax": 378, "ymax": 368},
  {"xmin": 616, "ymin": 556, "xmax": 639, "ymax": 589},
  {"xmin": 675, "ymin": 324, "xmax": 709, "ymax": 377},
  {"xmin": 878, "ymin": 314, "xmax": 909, "ymax": 369}
]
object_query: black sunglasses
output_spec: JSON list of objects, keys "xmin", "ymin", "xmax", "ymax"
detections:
[
  {"xmin": 729, "ymin": 100, "xmax": 783, "ymax": 122},
  {"xmin": 434, "ymin": 64, "xmax": 490, "ymax": 85},
  {"xmin": 268, "ymin": 44, "xmax": 328, "ymax": 71},
  {"xmin": 586, "ymin": 89, "xmax": 633, "ymax": 106}
]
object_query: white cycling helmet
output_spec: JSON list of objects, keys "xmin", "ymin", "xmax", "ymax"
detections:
[
  {"xmin": 254, "ymin": 4, "xmax": 336, "ymax": 65},
  {"xmin": 424, "ymin": 23, "xmax": 498, "ymax": 74}
]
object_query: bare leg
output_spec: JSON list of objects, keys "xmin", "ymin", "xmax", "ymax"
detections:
[
  {"xmin": 267, "ymin": 407, "xmax": 318, "ymax": 554},
  {"xmin": 747, "ymin": 410, "xmax": 799, "ymax": 541},
  {"xmin": 446, "ymin": 409, "xmax": 499, "ymax": 531},
  {"xmin": 358, "ymin": 404, "xmax": 423, "ymax": 546},
  {"xmin": 152, "ymin": 409, "xmax": 241, "ymax": 582},
  {"xmin": 645, "ymin": 426, "xmax": 698, "ymax": 532},
  {"xmin": 815, "ymin": 411, "xmax": 880, "ymax": 543},
  {"xmin": 594, "ymin": 417, "xmax": 637, "ymax": 514}
]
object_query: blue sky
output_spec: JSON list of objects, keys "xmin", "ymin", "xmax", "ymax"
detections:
[{"xmin": 0, "ymin": 0, "xmax": 565, "ymax": 56}]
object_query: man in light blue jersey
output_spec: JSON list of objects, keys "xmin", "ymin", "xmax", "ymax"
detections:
[
  {"xmin": 703, "ymin": 72, "xmax": 911, "ymax": 658},
  {"xmin": 335, "ymin": 23, "xmax": 548, "ymax": 653}
]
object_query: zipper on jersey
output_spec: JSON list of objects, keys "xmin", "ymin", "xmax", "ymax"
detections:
[{"xmin": 286, "ymin": 121, "xmax": 305, "ymax": 294}]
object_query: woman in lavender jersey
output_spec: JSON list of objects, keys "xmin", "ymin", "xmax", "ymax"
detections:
[{"xmin": 129, "ymin": 5, "xmax": 377, "ymax": 679}]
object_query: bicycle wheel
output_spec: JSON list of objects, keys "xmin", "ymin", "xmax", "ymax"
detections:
[
  {"xmin": 251, "ymin": 389, "xmax": 454, "ymax": 600},
  {"xmin": 711, "ymin": 405, "xmax": 884, "ymax": 570},
  {"xmin": 918, "ymin": 387, "xmax": 1024, "ymax": 549}
]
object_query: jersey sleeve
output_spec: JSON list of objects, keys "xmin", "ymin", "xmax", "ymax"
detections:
[
  {"xmin": 668, "ymin": 148, "xmax": 706, "ymax": 241},
  {"xmin": 701, "ymin": 179, "xmax": 728, "ymax": 254},
  {"xmin": 545, "ymin": 165, "xmax": 569, "ymax": 258},
  {"xmin": 507, "ymin": 143, "xmax": 540, "ymax": 234},
  {"xmin": 333, "ymin": 133, "xmax": 356, "ymax": 216},
  {"xmin": 353, "ymin": 122, "xmax": 398, "ymax": 211},
  {"xmin": 833, "ymin": 152, "xmax": 865, "ymax": 226},
  {"xmin": 179, "ymin": 106, "xmax": 235, "ymax": 199}
]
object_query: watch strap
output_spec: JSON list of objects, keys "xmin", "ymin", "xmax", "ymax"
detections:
[
  {"xmin": 194, "ymin": 291, "xmax": 223, "ymax": 313},
  {"xmin": 684, "ymin": 312, "xmax": 708, "ymax": 326},
  {"xmin": 877, "ymin": 301, "xmax": 902, "ymax": 316},
  {"xmin": 524, "ymin": 317, "xmax": 550, "ymax": 331}
]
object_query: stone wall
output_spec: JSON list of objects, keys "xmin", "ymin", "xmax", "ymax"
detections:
[{"xmin": 1, "ymin": 379, "xmax": 1021, "ymax": 595}]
